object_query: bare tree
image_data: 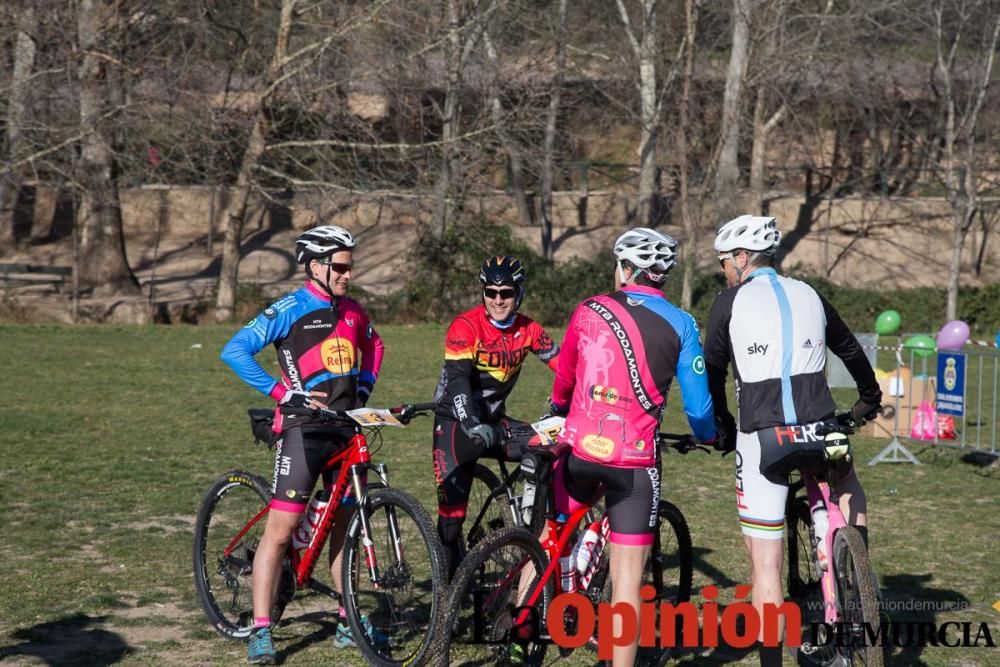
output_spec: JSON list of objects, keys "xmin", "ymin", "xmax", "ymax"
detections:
[
  {"xmin": 76, "ymin": 0, "xmax": 140, "ymax": 296},
  {"xmin": 614, "ymin": 0, "xmax": 671, "ymax": 225},
  {"xmin": 540, "ymin": 0, "xmax": 569, "ymax": 260},
  {"xmin": 213, "ymin": 0, "xmax": 295, "ymax": 322},
  {"xmin": 482, "ymin": 10, "xmax": 532, "ymax": 230},
  {"xmin": 678, "ymin": 0, "xmax": 702, "ymax": 309},
  {"xmin": 0, "ymin": 2, "xmax": 37, "ymax": 249},
  {"xmin": 715, "ymin": 0, "xmax": 752, "ymax": 197},
  {"xmin": 747, "ymin": 0, "xmax": 837, "ymax": 203},
  {"xmin": 929, "ymin": 0, "xmax": 1000, "ymax": 320}
]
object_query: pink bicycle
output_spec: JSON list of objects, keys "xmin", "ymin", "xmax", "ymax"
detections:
[{"xmin": 783, "ymin": 413, "xmax": 884, "ymax": 667}]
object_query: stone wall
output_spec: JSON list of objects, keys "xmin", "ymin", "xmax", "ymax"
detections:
[{"xmin": 10, "ymin": 183, "xmax": 1000, "ymax": 291}]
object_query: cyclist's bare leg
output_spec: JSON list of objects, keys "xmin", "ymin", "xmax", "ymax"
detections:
[
  {"xmin": 252, "ymin": 507, "xmax": 301, "ymax": 622},
  {"xmin": 743, "ymin": 535, "xmax": 785, "ymax": 643},
  {"xmin": 608, "ymin": 542, "xmax": 651, "ymax": 667},
  {"xmin": 327, "ymin": 503, "xmax": 355, "ymax": 609}
]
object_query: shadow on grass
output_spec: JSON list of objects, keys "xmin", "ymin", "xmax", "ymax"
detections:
[
  {"xmin": 273, "ymin": 610, "xmax": 337, "ymax": 662},
  {"xmin": 880, "ymin": 573, "xmax": 971, "ymax": 667},
  {"xmin": 691, "ymin": 546, "xmax": 739, "ymax": 588},
  {"xmin": 0, "ymin": 613, "xmax": 133, "ymax": 666}
]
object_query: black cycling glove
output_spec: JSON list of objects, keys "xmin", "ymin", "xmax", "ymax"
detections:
[
  {"xmin": 852, "ymin": 384, "xmax": 884, "ymax": 423},
  {"xmin": 548, "ymin": 399, "xmax": 569, "ymax": 418},
  {"xmin": 714, "ymin": 412, "xmax": 737, "ymax": 456},
  {"xmin": 464, "ymin": 422, "xmax": 500, "ymax": 449}
]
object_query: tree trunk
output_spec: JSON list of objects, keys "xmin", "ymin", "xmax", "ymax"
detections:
[
  {"xmin": 749, "ymin": 87, "xmax": 787, "ymax": 206},
  {"xmin": 76, "ymin": 0, "xmax": 139, "ymax": 296},
  {"xmin": 482, "ymin": 27, "xmax": 532, "ymax": 229},
  {"xmin": 540, "ymin": 0, "xmax": 569, "ymax": 260},
  {"xmin": 945, "ymin": 209, "xmax": 968, "ymax": 322},
  {"xmin": 433, "ymin": 0, "xmax": 463, "ymax": 237},
  {"xmin": 636, "ymin": 0, "xmax": 659, "ymax": 225},
  {"xmin": 615, "ymin": 0, "xmax": 661, "ymax": 226},
  {"xmin": 679, "ymin": 0, "xmax": 700, "ymax": 310},
  {"xmin": 214, "ymin": 0, "xmax": 295, "ymax": 322},
  {"xmin": 716, "ymin": 0, "xmax": 751, "ymax": 197},
  {"xmin": 0, "ymin": 4, "xmax": 37, "ymax": 249}
]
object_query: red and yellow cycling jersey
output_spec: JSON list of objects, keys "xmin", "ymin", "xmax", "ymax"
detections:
[{"xmin": 434, "ymin": 305, "xmax": 559, "ymax": 427}]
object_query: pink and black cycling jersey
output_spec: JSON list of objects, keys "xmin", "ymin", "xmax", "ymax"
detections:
[
  {"xmin": 551, "ymin": 285, "xmax": 715, "ymax": 467},
  {"xmin": 220, "ymin": 282, "xmax": 385, "ymax": 428}
]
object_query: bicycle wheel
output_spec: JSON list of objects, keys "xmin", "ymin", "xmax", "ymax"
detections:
[
  {"xmin": 193, "ymin": 470, "xmax": 294, "ymax": 639},
  {"xmin": 465, "ymin": 463, "xmax": 516, "ymax": 551},
  {"xmin": 786, "ymin": 480, "xmax": 822, "ymax": 599},
  {"xmin": 832, "ymin": 527, "xmax": 884, "ymax": 667},
  {"xmin": 436, "ymin": 526, "xmax": 552, "ymax": 667},
  {"xmin": 342, "ymin": 487, "xmax": 445, "ymax": 667}
]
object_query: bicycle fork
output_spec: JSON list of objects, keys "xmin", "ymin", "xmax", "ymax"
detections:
[{"xmin": 350, "ymin": 463, "xmax": 401, "ymax": 589}]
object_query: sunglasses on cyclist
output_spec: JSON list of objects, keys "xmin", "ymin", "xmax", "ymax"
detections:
[
  {"xmin": 315, "ymin": 258, "xmax": 353, "ymax": 274},
  {"xmin": 483, "ymin": 287, "xmax": 517, "ymax": 300}
]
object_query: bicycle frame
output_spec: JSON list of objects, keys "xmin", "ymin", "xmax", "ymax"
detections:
[
  {"xmin": 800, "ymin": 471, "xmax": 848, "ymax": 625},
  {"xmin": 221, "ymin": 421, "xmax": 397, "ymax": 592}
]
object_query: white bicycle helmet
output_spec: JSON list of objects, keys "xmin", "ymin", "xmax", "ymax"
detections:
[
  {"xmin": 295, "ymin": 225, "xmax": 356, "ymax": 263},
  {"xmin": 613, "ymin": 228, "xmax": 677, "ymax": 282},
  {"xmin": 714, "ymin": 215, "xmax": 781, "ymax": 254}
]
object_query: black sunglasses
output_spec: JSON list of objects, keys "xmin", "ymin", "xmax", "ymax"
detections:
[
  {"xmin": 316, "ymin": 258, "xmax": 353, "ymax": 274},
  {"xmin": 483, "ymin": 287, "xmax": 517, "ymax": 300}
]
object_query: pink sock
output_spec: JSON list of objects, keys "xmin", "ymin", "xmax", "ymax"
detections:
[{"xmin": 254, "ymin": 616, "xmax": 271, "ymax": 629}]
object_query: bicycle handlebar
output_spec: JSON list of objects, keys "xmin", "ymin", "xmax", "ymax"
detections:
[
  {"xmin": 279, "ymin": 401, "xmax": 438, "ymax": 426},
  {"xmin": 657, "ymin": 432, "xmax": 711, "ymax": 455},
  {"xmin": 815, "ymin": 411, "xmax": 861, "ymax": 437}
]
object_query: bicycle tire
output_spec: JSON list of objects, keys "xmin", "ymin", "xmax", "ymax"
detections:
[
  {"xmin": 434, "ymin": 526, "xmax": 553, "ymax": 667},
  {"xmin": 465, "ymin": 463, "xmax": 517, "ymax": 551},
  {"xmin": 193, "ymin": 470, "xmax": 294, "ymax": 639},
  {"xmin": 341, "ymin": 487, "xmax": 446, "ymax": 667},
  {"xmin": 594, "ymin": 500, "xmax": 693, "ymax": 664},
  {"xmin": 832, "ymin": 526, "xmax": 884, "ymax": 667},
  {"xmin": 786, "ymin": 480, "xmax": 821, "ymax": 599}
]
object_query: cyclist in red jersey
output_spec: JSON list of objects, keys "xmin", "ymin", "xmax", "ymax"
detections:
[
  {"xmin": 549, "ymin": 228, "xmax": 718, "ymax": 667},
  {"xmin": 432, "ymin": 256, "xmax": 560, "ymax": 576}
]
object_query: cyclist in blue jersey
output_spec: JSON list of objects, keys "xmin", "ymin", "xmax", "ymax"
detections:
[
  {"xmin": 220, "ymin": 225, "xmax": 385, "ymax": 664},
  {"xmin": 703, "ymin": 215, "xmax": 881, "ymax": 667}
]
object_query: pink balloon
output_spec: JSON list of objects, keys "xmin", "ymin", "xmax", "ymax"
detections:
[{"xmin": 936, "ymin": 320, "xmax": 970, "ymax": 351}]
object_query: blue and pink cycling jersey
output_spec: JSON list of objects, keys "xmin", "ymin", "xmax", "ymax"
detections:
[
  {"xmin": 221, "ymin": 282, "xmax": 385, "ymax": 426},
  {"xmin": 551, "ymin": 285, "xmax": 716, "ymax": 468}
]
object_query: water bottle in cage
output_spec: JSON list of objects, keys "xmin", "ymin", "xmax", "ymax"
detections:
[
  {"xmin": 577, "ymin": 516, "xmax": 610, "ymax": 590},
  {"xmin": 810, "ymin": 498, "xmax": 829, "ymax": 571},
  {"xmin": 559, "ymin": 554, "xmax": 577, "ymax": 592},
  {"xmin": 291, "ymin": 488, "xmax": 331, "ymax": 550}
]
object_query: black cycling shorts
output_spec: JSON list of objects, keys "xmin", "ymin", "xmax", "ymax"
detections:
[
  {"xmin": 433, "ymin": 415, "xmax": 533, "ymax": 517},
  {"xmin": 270, "ymin": 425, "xmax": 353, "ymax": 511},
  {"xmin": 756, "ymin": 422, "xmax": 852, "ymax": 485},
  {"xmin": 553, "ymin": 453, "xmax": 661, "ymax": 546}
]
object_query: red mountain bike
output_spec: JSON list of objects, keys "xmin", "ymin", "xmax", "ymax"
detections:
[
  {"xmin": 193, "ymin": 403, "xmax": 444, "ymax": 667},
  {"xmin": 436, "ymin": 420, "xmax": 701, "ymax": 666}
]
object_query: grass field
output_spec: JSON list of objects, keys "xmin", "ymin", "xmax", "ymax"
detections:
[{"xmin": 0, "ymin": 323, "xmax": 997, "ymax": 666}]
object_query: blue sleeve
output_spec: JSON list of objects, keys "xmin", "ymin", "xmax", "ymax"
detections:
[
  {"xmin": 676, "ymin": 313, "xmax": 716, "ymax": 442},
  {"xmin": 220, "ymin": 303, "xmax": 294, "ymax": 397}
]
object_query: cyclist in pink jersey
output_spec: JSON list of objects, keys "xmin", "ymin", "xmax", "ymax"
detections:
[{"xmin": 548, "ymin": 228, "xmax": 719, "ymax": 667}]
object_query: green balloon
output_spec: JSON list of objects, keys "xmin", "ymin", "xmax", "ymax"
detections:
[
  {"xmin": 903, "ymin": 334, "xmax": 936, "ymax": 358},
  {"xmin": 874, "ymin": 309, "xmax": 901, "ymax": 335}
]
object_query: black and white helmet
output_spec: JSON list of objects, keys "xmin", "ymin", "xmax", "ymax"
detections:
[
  {"xmin": 613, "ymin": 228, "xmax": 677, "ymax": 282},
  {"xmin": 295, "ymin": 225, "xmax": 356, "ymax": 263},
  {"xmin": 714, "ymin": 215, "xmax": 781, "ymax": 255}
]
